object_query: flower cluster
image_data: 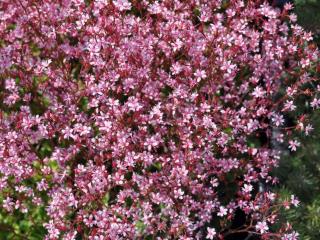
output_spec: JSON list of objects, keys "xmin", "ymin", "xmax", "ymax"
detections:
[{"xmin": 0, "ymin": 0, "xmax": 319, "ymax": 239}]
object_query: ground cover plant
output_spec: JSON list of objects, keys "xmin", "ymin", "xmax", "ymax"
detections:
[{"xmin": 0, "ymin": 0, "xmax": 319, "ymax": 239}]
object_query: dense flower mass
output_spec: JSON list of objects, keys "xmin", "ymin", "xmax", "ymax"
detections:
[{"xmin": 0, "ymin": 0, "xmax": 319, "ymax": 239}]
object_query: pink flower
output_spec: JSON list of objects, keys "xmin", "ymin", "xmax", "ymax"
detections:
[
  {"xmin": 272, "ymin": 113, "xmax": 285, "ymax": 127},
  {"xmin": 288, "ymin": 140, "xmax": 300, "ymax": 152},
  {"xmin": 290, "ymin": 195, "xmax": 300, "ymax": 207},
  {"xmin": 210, "ymin": 178, "xmax": 219, "ymax": 187},
  {"xmin": 256, "ymin": 221, "xmax": 269, "ymax": 234},
  {"xmin": 283, "ymin": 100, "xmax": 296, "ymax": 111},
  {"xmin": 5, "ymin": 78, "xmax": 17, "ymax": 91},
  {"xmin": 311, "ymin": 98, "xmax": 320, "ymax": 109},
  {"xmin": 2, "ymin": 197, "xmax": 14, "ymax": 212},
  {"xmin": 194, "ymin": 69, "xmax": 207, "ymax": 82},
  {"xmin": 217, "ymin": 206, "xmax": 228, "ymax": 217},
  {"xmin": 282, "ymin": 231, "xmax": 299, "ymax": 240},
  {"xmin": 284, "ymin": 3, "xmax": 294, "ymax": 11},
  {"xmin": 289, "ymin": 13, "xmax": 297, "ymax": 22},
  {"xmin": 113, "ymin": 0, "xmax": 131, "ymax": 11},
  {"xmin": 242, "ymin": 184, "xmax": 253, "ymax": 193},
  {"xmin": 300, "ymin": 58, "xmax": 310, "ymax": 68},
  {"xmin": 174, "ymin": 188, "xmax": 184, "ymax": 200},
  {"xmin": 252, "ymin": 86, "xmax": 266, "ymax": 98},
  {"xmin": 305, "ymin": 124, "xmax": 313, "ymax": 136},
  {"xmin": 206, "ymin": 227, "xmax": 216, "ymax": 239}
]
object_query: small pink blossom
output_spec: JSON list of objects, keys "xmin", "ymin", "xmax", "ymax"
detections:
[
  {"xmin": 242, "ymin": 184, "xmax": 253, "ymax": 193},
  {"xmin": 256, "ymin": 221, "xmax": 269, "ymax": 234},
  {"xmin": 300, "ymin": 58, "xmax": 310, "ymax": 68},
  {"xmin": 290, "ymin": 195, "xmax": 300, "ymax": 207},
  {"xmin": 217, "ymin": 206, "xmax": 228, "ymax": 217},
  {"xmin": 206, "ymin": 227, "xmax": 216, "ymax": 239},
  {"xmin": 194, "ymin": 69, "xmax": 207, "ymax": 82},
  {"xmin": 2, "ymin": 197, "xmax": 14, "ymax": 212},
  {"xmin": 284, "ymin": 3, "xmax": 294, "ymax": 11},
  {"xmin": 288, "ymin": 140, "xmax": 300, "ymax": 152},
  {"xmin": 113, "ymin": 0, "xmax": 131, "ymax": 11},
  {"xmin": 283, "ymin": 100, "xmax": 296, "ymax": 111},
  {"xmin": 252, "ymin": 86, "xmax": 266, "ymax": 98},
  {"xmin": 289, "ymin": 13, "xmax": 297, "ymax": 22},
  {"xmin": 272, "ymin": 113, "xmax": 285, "ymax": 127},
  {"xmin": 305, "ymin": 124, "xmax": 314, "ymax": 136},
  {"xmin": 282, "ymin": 231, "xmax": 299, "ymax": 240},
  {"xmin": 311, "ymin": 98, "xmax": 320, "ymax": 109}
]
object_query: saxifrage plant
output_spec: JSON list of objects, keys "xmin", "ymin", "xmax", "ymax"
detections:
[{"xmin": 0, "ymin": 0, "xmax": 319, "ymax": 239}]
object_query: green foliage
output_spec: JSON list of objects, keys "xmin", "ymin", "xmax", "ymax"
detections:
[
  {"xmin": 0, "ymin": 206, "xmax": 47, "ymax": 240},
  {"xmin": 295, "ymin": 0, "xmax": 320, "ymax": 44}
]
